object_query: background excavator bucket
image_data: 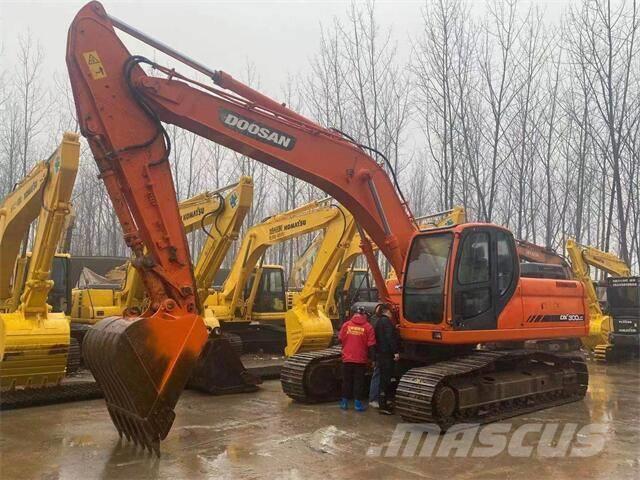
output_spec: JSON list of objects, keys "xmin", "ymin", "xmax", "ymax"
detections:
[
  {"xmin": 188, "ymin": 335, "xmax": 261, "ymax": 394},
  {"xmin": 83, "ymin": 311, "xmax": 207, "ymax": 454},
  {"xmin": 284, "ymin": 305, "xmax": 334, "ymax": 357}
]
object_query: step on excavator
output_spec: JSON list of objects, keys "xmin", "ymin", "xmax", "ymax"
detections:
[
  {"xmin": 66, "ymin": 2, "xmax": 589, "ymax": 452},
  {"xmin": 566, "ymin": 239, "xmax": 639, "ymax": 361},
  {"xmin": 204, "ymin": 198, "xmax": 356, "ymax": 356},
  {"xmin": 0, "ymin": 133, "xmax": 80, "ymax": 390}
]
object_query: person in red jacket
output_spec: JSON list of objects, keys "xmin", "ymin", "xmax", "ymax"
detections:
[{"xmin": 338, "ymin": 307, "xmax": 376, "ymax": 412}]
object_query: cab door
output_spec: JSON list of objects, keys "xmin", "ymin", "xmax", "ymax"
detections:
[
  {"xmin": 451, "ymin": 226, "xmax": 517, "ymax": 330},
  {"xmin": 250, "ymin": 267, "xmax": 286, "ymax": 313}
]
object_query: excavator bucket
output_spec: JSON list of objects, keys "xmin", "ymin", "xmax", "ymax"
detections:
[
  {"xmin": 188, "ymin": 334, "xmax": 261, "ymax": 394},
  {"xmin": 284, "ymin": 305, "xmax": 334, "ymax": 357},
  {"xmin": 83, "ymin": 311, "xmax": 207, "ymax": 454}
]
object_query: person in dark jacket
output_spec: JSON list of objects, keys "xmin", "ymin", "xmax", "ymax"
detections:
[
  {"xmin": 368, "ymin": 304, "xmax": 384, "ymax": 407},
  {"xmin": 338, "ymin": 307, "xmax": 376, "ymax": 412},
  {"xmin": 373, "ymin": 304, "xmax": 399, "ymax": 414}
]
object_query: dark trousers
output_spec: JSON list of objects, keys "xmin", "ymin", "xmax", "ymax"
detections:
[
  {"xmin": 378, "ymin": 354, "xmax": 394, "ymax": 407},
  {"xmin": 342, "ymin": 362, "xmax": 366, "ymax": 401}
]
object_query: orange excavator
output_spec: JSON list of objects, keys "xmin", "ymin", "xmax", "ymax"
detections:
[
  {"xmin": 516, "ymin": 238, "xmax": 572, "ymax": 279},
  {"xmin": 66, "ymin": 2, "xmax": 589, "ymax": 453}
]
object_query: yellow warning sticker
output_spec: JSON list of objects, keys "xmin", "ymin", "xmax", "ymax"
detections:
[{"xmin": 83, "ymin": 51, "xmax": 107, "ymax": 80}]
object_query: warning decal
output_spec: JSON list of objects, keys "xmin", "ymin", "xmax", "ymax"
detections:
[{"xmin": 83, "ymin": 51, "xmax": 107, "ymax": 80}]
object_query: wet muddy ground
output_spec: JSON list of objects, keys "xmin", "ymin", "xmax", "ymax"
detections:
[{"xmin": 1, "ymin": 361, "xmax": 638, "ymax": 479}]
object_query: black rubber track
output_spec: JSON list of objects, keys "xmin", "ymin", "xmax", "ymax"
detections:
[{"xmin": 395, "ymin": 350, "xmax": 588, "ymax": 429}]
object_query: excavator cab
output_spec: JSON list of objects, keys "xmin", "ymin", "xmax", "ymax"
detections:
[
  {"xmin": 48, "ymin": 255, "xmax": 72, "ymax": 313},
  {"xmin": 403, "ymin": 225, "xmax": 518, "ymax": 330},
  {"xmin": 246, "ymin": 266, "xmax": 287, "ymax": 314},
  {"xmin": 402, "ymin": 224, "xmax": 587, "ymax": 343}
]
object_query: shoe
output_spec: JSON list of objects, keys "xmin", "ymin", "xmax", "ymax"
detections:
[
  {"xmin": 339, "ymin": 398, "xmax": 349, "ymax": 410},
  {"xmin": 369, "ymin": 401, "xmax": 379, "ymax": 409},
  {"xmin": 378, "ymin": 407, "xmax": 393, "ymax": 415},
  {"xmin": 354, "ymin": 400, "xmax": 367, "ymax": 412}
]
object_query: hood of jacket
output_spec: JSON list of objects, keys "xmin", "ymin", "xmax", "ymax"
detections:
[{"xmin": 350, "ymin": 313, "xmax": 368, "ymax": 325}]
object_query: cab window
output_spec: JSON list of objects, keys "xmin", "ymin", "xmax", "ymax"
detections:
[
  {"xmin": 458, "ymin": 232, "xmax": 490, "ymax": 285},
  {"xmin": 456, "ymin": 232, "xmax": 491, "ymax": 319},
  {"xmin": 403, "ymin": 233, "xmax": 453, "ymax": 324}
]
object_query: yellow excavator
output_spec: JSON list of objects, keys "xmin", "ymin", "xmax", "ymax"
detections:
[
  {"xmin": 321, "ymin": 206, "xmax": 467, "ymax": 320},
  {"xmin": 70, "ymin": 177, "xmax": 254, "ymax": 352},
  {"xmin": 566, "ymin": 239, "xmax": 639, "ymax": 361},
  {"xmin": 0, "ymin": 133, "xmax": 80, "ymax": 390},
  {"xmin": 204, "ymin": 198, "xmax": 356, "ymax": 356}
]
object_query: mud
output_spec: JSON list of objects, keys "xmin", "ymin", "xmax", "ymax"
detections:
[{"xmin": 0, "ymin": 361, "xmax": 638, "ymax": 479}]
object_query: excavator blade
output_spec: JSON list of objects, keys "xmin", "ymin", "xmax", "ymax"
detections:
[
  {"xmin": 83, "ymin": 312, "xmax": 207, "ymax": 455},
  {"xmin": 188, "ymin": 334, "xmax": 261, "ymax": 394}
]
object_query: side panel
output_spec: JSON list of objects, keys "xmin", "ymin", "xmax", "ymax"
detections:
[{"xmin": 511, "ymin": 278, "xmax": 588, "ymax": 329}]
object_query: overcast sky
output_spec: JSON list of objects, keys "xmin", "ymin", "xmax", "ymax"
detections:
[{"xmin": 1, "ymin": 0, "xmax": 574, "ymax": 98}]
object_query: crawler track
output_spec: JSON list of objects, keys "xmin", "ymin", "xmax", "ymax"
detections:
[
  {"xmin": 1, "ymin": 381, "xmax": 102, "ymax": 410},
  {"xmin": 65, "ymin": 337, "xmax": 82, "ymax": 374},
  {"xmin": 395, "ymin": 350, "xmax": 588, "ymax": 429},
  {"xmin": 280, "ymin": 346, "xmax": 342, "ymax": 402}
]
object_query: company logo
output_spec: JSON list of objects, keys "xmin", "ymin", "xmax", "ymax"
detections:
[
  {"xmin": 219, "ymin": 109, "xmax": 296, "ymax": 150},
  {"xmin": 182, "ymin": 207, "xmax": 205, "ymax": 222},
  {"xmin": 269, "ymin": 219, "xmax": 307, "ymax": 236},
  {"xmin": 367, "ymin": 423, "xmax": 607, "ymax": 458},
  {"xmin": 229, "ymin": 192, "xmax": 238, "ymax": 209}
]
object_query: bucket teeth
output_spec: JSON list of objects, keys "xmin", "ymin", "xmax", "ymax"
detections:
[{"xmin": 83, "ymin": 313, "xmax": 207, "ymax": 456}]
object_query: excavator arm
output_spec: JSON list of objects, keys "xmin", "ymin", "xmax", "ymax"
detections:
[
  {"xmin": 1, "ymin": 161, "xmax": 51, "ymax": 309},
  {"xmin": 0, "ymin": 133, "xmax": 80, "ymax": 390},
  {"xmin": 565, "ymin": 239, "xmax": 613, "ymax": 318},
  {"xmin": 66, "ymin": 8, "xmax": 415, "ymax": 438},
  {"xmin": 570, "ymin": 241, "xmax": 632, "ymax": 278}
]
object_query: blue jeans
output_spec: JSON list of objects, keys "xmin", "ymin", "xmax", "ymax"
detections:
[{"xmin": 369, "ymin": 365, "xmax": 380, "ymax": 403}]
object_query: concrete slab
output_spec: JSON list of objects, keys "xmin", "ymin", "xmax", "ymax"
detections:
[{"xmin": 0, "ymin": 362, "xmax": 638, "ymax": 480}]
